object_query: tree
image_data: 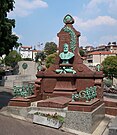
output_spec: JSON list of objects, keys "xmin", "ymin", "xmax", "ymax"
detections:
[
  {"xmin": 102, "ymin": 56, "xmax": 117, "ymax": 78},
  {"xmin": 4, "ymin": 50, "xmax": 22, "ymax": 68},
  {"xmin": 35, "ymin": 51, "xmax": 46, "ymax": 62},
  {"xmin": 0, "ymin": 0, "xmax": 21, "ymax": 56},
  {"xmin": 44, "ymin": 42, "xmax": 57, "ymax": 56},
  {"xmin": 79, "ymin": 49, "xmax": 85, "ymax": 57},
  {"xmin": 45, "ymin": 53, "xmax": 58, "ymax": 68}
]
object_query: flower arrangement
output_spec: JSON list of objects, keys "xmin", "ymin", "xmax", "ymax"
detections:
[{"xmin": 34, "ymin": 112, "xmax": 64, "ymax": 123}]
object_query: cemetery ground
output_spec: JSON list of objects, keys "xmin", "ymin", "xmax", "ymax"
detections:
[
  {"xmin": 0, "ymin": 115, "xmax": 73, "ymax": 135},
  {"xmin": 0, "ymin": 86, "xmax": 73, "ymax": 135},
  {"xmin": 0, "ymin": 86, "xmax": 114, "ymax": 135}
]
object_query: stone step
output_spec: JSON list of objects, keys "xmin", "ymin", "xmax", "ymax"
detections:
[
  {"xmin": 104, "ymin": 98, "xmax": 117, "ymax": 108},
  {"xmin": 8, "ymin": 97, "xmax": 31, "ymax": 107},
  {"xmin": 104, "ymin": 96, "xmax": 117, "ymax": 116},
  {"xmin": 108, "ymin": 117, "xmax": 117, "ymax": 135},
  {"xmin": 37, "ymin": 96, "xmax": 71, "ymax": 108},
  {"xmin": 53, "ymin": 91, "xmax": 76, "ymax": 98},
  {"xmin": 54, "ymin": 88, "xmax": 77, "ymax": 91},
  {"xmin": 105, "ymin": 107, "xmax": 117, "ymax": 116},
  {"xmin": 68, "ymin": 99, "xmax": 102, "ymax": 112},
  {"xmin": 31, "ymin": 101, "xmax": 38, "ymax": 107},
  {"xmin": 28, "ymin": 106, "xmax": 67, "ymax": 119}
]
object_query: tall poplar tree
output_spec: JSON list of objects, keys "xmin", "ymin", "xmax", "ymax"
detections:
[{"xmin": 0, "ymin": 0, "xmax": 21, "ymax": 56}]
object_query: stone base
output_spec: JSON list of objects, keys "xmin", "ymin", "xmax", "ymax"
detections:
[
  {"xmin": 8, "ymin": 97, "xmax": 31, "ymax": 107},
  {"xmin": 53, "ymin": 91, "xmax": 76, "ymax": 98},
  {"xmin": 4, "ymin": 74, "xmax": 36, "ymax": 88},
  {"xmin": 104, "ymin": 97, "xmax": 117, "ymax": 116},
  {"xmin": 105, "ymin": 107, "xmax": 117, "ymax": 116},
  {"xmin": 33, "ymin": 115, "xmax": 63, "ymax": 129},
  {"xmin": 63, "ymin": 103, "xmax": 105, "ymax": 134},
  {"xmin": 2, "ymin": 106, "xmax": 67, "ymax": 123},
  {"xmin": 8, "ymin": 92, "xmax": 42, "ymax": 107},
  {"xmin": 109, "ymin": 117, "xmax": 117, "ymax": 135},
  {"xmin": 27, "ymin": 94, "xmax": 42, "ymax": 102},
  {"xmin": 37, "ymin": 96, "xmax": 71, "ymax": 108},
  {"xmin": 68, "ymin": 98, "xmax": 102, "ymax": 112},
  {"xmin": 42, "ymin": 92, "xmax": 76, "ymax": 99}
]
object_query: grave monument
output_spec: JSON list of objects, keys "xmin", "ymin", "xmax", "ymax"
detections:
[
  {"xmin": 9, "ymin": 14, "xmax": 105, "ymax": 133},
  {"xmin": 35, "ymin": 14, "xmax": 105, "ymax": 133},
  {"xmin": 36, "ymin": 14, "xmax": 104, "ymax": 101}
]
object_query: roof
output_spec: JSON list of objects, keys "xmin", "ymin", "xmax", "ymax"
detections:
[
  {"xmin": 107, "ymin": 44, "xmax": 117, "ymax": 47},
  {"xmin": 88, "ymin": 51, "xmax": 115, "ymax": 55},
  {"xmin": 96, "ymin": 45, "xmax": 106, "ymax": 48},
  {"xmin": 32, "ymin": 50, "xmax": 41, "ymax": 52},
  {"xmin": 85, "ymin": 46, "xmax": 94, "ymax": 48},
  {"xmin": 21, "ymin": 46, "xmax": 32, "ymax": 49}
]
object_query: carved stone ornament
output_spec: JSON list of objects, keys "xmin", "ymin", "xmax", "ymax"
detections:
[{"xmin": 63, "ymin": 14, "xmax": 74, "ymax": 24}]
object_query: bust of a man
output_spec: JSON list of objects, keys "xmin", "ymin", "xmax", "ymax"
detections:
[{"xmin": 59, "ymin": 43, "xmax": 74, "ymax": 64}]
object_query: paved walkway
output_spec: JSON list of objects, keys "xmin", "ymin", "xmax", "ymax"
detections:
[
  {"xmin": 0, "ymin": 86, "xmax": 113, "ymax": 135},
  {"xmin": 0, "ymin": 86, "xmax": 13, "ymax": 109},
  {"xmin": 0, "ymin": 86, "xmax": 73, "ymax": 135},
  {"xmin": 0, "ymin": 115, "xmax": 72, "ymax": 135}
]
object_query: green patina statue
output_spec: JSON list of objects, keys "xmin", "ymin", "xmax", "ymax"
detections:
[
  {"xmin": 72, "ymin": 86, "xmax": 97, "ymax": 102},
  {"xmin": 56, "ymin": 66, "xmax": 76, "ymax": 74},
  {"xmin": 55, "ymin": 43, "xmax": 76, "ymax": 74},
  {"xmin": 13, "ymin": 83, "xmax": 34, "ymax": 97},
  {"xmin": 59, "ymin": 43, "xmax": 74, "ymax": 64},
  {"xmin": 95, "ymin": 64, "xmax": 102, "ymax": 72}
]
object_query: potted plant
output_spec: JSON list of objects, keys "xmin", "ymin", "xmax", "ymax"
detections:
[{"xmin": 33, "ymin": 112, "xmax": 64, "ymax": 129}]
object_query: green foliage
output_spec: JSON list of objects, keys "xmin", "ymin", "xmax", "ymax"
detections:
[
  {"xmin": 79, "ymin": 49, "xmax": 85, "ymax": 57},
  {"xmin": 5, "ymin": 50, "xmax": 22, "ymax": 67},
  {"xmin": 13, "ymin": 84, "xmax": 34, "ymax": 97},
  {"xmin": 35, "ymin": 51, "xmax": 46, "ymax": 62},
  {"xmin": 102, "ymin": 56, "xmax": 117, "ymax": 77},
  {"xmin": 45, "ymin": 53, "xmax": 58, "ymax": 68},
  {"xmin": 0, "ymin": 0, "xmax": 21, "ymax": 56},
  {"xmin": 103, "ymin": 78, "xmax": 112, "ymax": 87},
  {"xmin": 34, "ymin": 112, "xmax": 64, "ymax": 123},
  {"xmin": 0, "ymin": 69, "xmax": 5, "ymax": 76},
  {"xmin": 44, "ymin": 42, "xmax": 57, "ymax": 56},
  {"xmin": 0, "ymin": 0, "xmax": 14, "ymax": 18}
]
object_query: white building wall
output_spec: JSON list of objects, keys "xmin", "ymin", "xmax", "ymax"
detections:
[
  {"xmin": 93, "ymin": 54, "xmax": 116, "ymax": 66},
  {"xmin": 20, "ymin": 50, "xmax": 32, "ymax": 59},
  {"xmin": 32, "ymin": 52, "xmax": 38, "ymax": 60}
]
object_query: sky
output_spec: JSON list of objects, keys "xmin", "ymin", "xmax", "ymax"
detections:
[{"xmin": 8, "ymin": 0, "xmax": 117, "ymax": 50}]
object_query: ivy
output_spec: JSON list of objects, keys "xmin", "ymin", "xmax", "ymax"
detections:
[{"xmin": 63, "ymin": 26, "xmax": 77, "ymax": 52}]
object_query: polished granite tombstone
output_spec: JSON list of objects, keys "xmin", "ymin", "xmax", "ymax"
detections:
[
  {"xmin": 35, "ymin": 15, "xmax": 105, "ymax": 133},
  {"xmin": 104, "ymin": 89, "xmax": 117, "ymax": 116},
  {"xmin": 36, "ymin": 14, "xmax": 103, "ymax": 102}
]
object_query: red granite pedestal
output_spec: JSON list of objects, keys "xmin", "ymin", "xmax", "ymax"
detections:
[
  {"xmin": 104, "ymin": 97, "xmax": 117, "ymax": 116},
  {"xmin": 8, "ymin": 97, "xmax": 31, "ymax": 107},
  {"xmin": 68, "ymin": 98, "xmax": 103, "ymax": 112},
  {"xmin": 8, "ymin": 78, "xmax": 42, "ymax": 107}
]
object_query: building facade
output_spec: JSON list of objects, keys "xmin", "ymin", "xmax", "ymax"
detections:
[
  {"xmin": 19, "ymin": 46, "xmax": 32, "ymax": 59},
  {"xmin": 19, "ymin": 46, "xmax": 41, "ymax": 60},
  {"xmin": 86, "ymin": 51, "xmax": 116, "ymax": 66}
]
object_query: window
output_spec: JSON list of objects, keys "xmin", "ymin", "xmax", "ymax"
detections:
[{"xmin": 88, "ymin": 60, "xmax": 93, "ymax": 63}]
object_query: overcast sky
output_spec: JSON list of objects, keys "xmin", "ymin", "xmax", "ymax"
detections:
[{"xmin": 8, "ymin": 0, "xmax": 117, "ymax": 49}]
